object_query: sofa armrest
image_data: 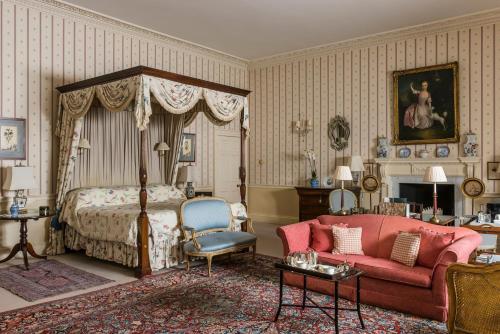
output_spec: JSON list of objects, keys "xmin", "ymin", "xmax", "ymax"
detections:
[
  {"xmin": 276, "ymin": 219, "xmax": 318, "ymax": 256},
  {"xmin": 431, "ymin": 233, "xmax": 482, "ymax": 306}
]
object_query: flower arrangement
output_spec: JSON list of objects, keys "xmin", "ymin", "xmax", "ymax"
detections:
[{"xmin": 304, "ymin": 149, "xmax": 318, "ymax": 180}]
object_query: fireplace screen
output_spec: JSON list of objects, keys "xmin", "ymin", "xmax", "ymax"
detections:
[{"xmin": 399, "ymin": 183, "xmax": 455, "ymax": 215}]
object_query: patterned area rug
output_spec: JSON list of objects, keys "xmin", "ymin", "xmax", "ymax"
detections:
[
  {"xmin": 0, "ymin": 260, "xmax": 112, "ymax": 302},
  {"xmin": 0, "ymin": 255, "xmax": 446, "ymax": 333}
]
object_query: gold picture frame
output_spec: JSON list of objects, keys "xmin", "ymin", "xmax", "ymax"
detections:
[
  {"xmin": 460, "ymin": 177, "xmax": 485, "ymax": 199},
  {"xmin": 393, "ymin": 62, "xmax": 459, "ymax": 145}
]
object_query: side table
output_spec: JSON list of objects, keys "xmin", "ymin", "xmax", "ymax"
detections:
[{"xmin": 0, "ymin": 211, "xmax": 54, "ymax": 270}]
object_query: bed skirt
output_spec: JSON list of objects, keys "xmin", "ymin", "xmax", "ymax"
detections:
[{"xmin": 64, "ymin": 225, "xmax": 181, "ymax": 271}]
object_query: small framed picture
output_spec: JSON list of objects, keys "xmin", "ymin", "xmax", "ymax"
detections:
[
  {"xmin": 179, "ymin": 133, "xmax": 196, "ymax": 163},
  {"xmin": 487, "ymin": 162, "xmax": 500, "ymax": 180},
  {"xmin": 0, "ymin": 118, "xmax": 26, "ymax": 160}
]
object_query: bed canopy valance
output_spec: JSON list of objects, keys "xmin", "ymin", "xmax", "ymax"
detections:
[{"xmin": 52, "ymin": 66, "xmax": 250, "ymax": 277}]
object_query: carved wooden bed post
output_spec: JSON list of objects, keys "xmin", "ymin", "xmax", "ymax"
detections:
[
  {"xmin": 136, "ymin": 130, "xmax": 152, "ymax": 278},
  {"xmin": 239, "ymin": 111, "xmax": 247, "ymax": 208}
]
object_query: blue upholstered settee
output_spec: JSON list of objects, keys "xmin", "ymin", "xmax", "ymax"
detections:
[{"xmin": 180, "ymin": 197, "xmax": 257, "ymax": 276}]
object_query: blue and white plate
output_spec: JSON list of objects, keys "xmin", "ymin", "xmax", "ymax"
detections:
[
  {"xmin": 436, "ymin": 146, "xmax": 450, "ymax": 158},
  {"xmin": 398, "ymin": 147, "xmax": 411, "ymax": 158}
]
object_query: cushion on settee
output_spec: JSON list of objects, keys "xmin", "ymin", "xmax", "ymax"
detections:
[
  {"xmin": 318, "ymin": 215, "xmax": 384, "ymax": 257},
  {"xmin": 183, "ymin": 231, "xmax": 256, "ymax": 253},
  {"xmin": 354, "ymin": 257, "xmax": 432, "ymax": 288},
  {"xmin": 331, "ymin": 225, "xmax": 364, "ymax": 255},
  {"xmin": 417, "ymin": 227, "xmax": 454, "ymax": 268},
  {"xmin": 310, "ymin": 223, "xmax": 347, "ymax": 252},
  {"xmin": 390, "ymin": 232, "xmax": 421, "ymax": 267}
]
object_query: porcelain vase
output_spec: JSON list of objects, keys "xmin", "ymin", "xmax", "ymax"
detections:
[
  {"xmin": 463, "ymin": 132, "xmax": 479, "ymax": 157},
  {"xmin": 310, "ymin": 178, "xmax": 320, "ymax": 188}
]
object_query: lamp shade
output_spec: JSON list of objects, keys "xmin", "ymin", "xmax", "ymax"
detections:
[
  {"xmin": 154, "ymin": 142, "xmax": 170, "ymax": 152},
  {"xmin": 2, "ymin": 166, "xmax": 35, "ymax": 190},
  {"xmin": 78, "ymin": 137, "xmax": 91, "ymax": 149},
  {"xmin": 423, "ymin": 166, "xmax": 447, "ymax": 183},
  {"xmin": 350, "ymin": 156, "xmax": 365, "ymax": 172},
  {"xmin": 333, "ymin": 166, "xmax": 353, "ymax": 181},
  {"xmin": 176, "ymin": 166, "xmax": 191, "ymax": 183}
]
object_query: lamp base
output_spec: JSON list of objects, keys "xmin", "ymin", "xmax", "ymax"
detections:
[
  {"xmin": 429, "ymin": 215, "xmax": 440, "ymax": 224},
  {"xmin": 335, "ymin": 209, "xmax": 350, "ymax": 216}
]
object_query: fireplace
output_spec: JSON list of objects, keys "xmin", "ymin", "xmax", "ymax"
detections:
[{"xmin": 399, "ymin": 183, "xmax": 455, "ymax": 215}]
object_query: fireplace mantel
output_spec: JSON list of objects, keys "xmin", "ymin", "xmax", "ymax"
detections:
[
  {"xmin": 374, "ymin": 157, "xmax": 481, "ymax": 178},
  {"xmin": 374, "ymin": 157, "xmax": 481, "ymax": 215}
]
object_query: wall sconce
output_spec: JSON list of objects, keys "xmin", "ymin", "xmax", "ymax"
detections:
[
  {"xmin": 154, "ymin": 142, "xmax": 170, "ymax": 156},
  {"xmin": 293, "ymin": 119, "xmax": 312, "ymax": 137},
  {"xmin": 78, "ymin": 137, "xmax": 91, "ymax": 154}
]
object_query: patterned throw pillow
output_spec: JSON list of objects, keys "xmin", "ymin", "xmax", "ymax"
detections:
[
  {"xmin": 331, "ymin": 225, "xmax": 364, "ymax": 255},
  {"xmin": 390, "ymin": 232, "xmax": 421, "ymax": 267}
]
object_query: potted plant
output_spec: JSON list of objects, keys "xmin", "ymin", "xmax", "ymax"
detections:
[{"xmin": 304, "ymin": 149, "xmax": 319, "ymax": 188}]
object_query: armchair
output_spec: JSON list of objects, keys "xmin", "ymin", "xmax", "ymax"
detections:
[
  {"xmin": 446, "ymin": 263, "xmax": 500, "ymax": 333},
  {"xmin": 180, "ymin": 197, "xmax": 257, "ymax": 276}
]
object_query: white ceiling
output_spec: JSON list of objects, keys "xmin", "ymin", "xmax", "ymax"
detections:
[{"xmin": 64, "ymin": 0, "xmax": 500, "ymax": 60}]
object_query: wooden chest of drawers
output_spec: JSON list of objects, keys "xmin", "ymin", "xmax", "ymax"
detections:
[{"xmin": 295, "ymin": 186, "xmax": 361, "ymax": 221}]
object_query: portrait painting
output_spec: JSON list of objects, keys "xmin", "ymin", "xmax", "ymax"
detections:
[
  {"xmin": 393, "ymin": 62, "xmax": 459, "ymax": 145},
  {"xmin": 0, "ymin": 118, "xmax": 26, "ymax": 160},
  {"xmin": 179, "ymin": 133, "xmax": 196, "ymax": 163}
]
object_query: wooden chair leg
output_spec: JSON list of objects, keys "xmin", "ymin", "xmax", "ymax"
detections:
[
  {"xmin": 185, "ymin": 254, "xmax": 190, "ymax": 272},
  {"xmin": 252, "ymin": 244, "xmax": 256, "ymax": 260},
  {"xmin": 207, "ymin": 255, "xmax": 213, "ymax": 277}
]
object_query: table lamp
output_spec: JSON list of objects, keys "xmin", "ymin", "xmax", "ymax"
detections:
[
  {"xmin": 176, "ymin": 165, "xmax": 191, "ymax": 190},
  {"xmin": 2, "ymin": 166, "xmax": 35, "ymax": 216},
  {"xmin": 349, "ymin": 155, "xmax": 365, "ymax": 186},
  {"xmin": 333, "ymin": 166, "xmax": 353, "ymax": 216},
  {"xmin": 423, "ymin": 166, "xmax": 447, "ymax": 224}
]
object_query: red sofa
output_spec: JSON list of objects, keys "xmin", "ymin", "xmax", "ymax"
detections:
[{"xmin": 276, "ymin": 214, "xmax": 481, "ymax": 321}]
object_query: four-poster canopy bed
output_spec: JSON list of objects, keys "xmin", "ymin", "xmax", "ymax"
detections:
[{"xmin": 51, "ymin": 66, "xmax": 251, "ymax": 277}]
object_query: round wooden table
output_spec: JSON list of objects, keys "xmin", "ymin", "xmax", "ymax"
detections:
[{"xmin": 0, "ymin": 211, "xmax": 54, "ymax": 270}]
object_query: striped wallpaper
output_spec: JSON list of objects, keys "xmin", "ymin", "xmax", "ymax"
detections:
[
  {"xmin": 248, "ymin": 12, "xmax": 500, "ymax": 195},
  {"xmin": 0, "ymin": 0, "xmax": 248, "ymax": 201}
]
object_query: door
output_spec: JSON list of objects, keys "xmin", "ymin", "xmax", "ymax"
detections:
[{"xmin": 214, "ymin": 131, "xmax": 241, "ymax": 203}]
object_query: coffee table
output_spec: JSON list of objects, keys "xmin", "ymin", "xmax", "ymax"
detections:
[{"xmin": 274, "ymin": 261, "xmax": 365, "ymax": 334}]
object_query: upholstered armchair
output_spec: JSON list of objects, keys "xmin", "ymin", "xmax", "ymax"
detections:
[
  {"xmin": 180, "ymin": 197, "xmax": 257, "ymax": 276},
  {"xmin": 446, "ymin": 263, "xmax": 500, "ymax": 333}
]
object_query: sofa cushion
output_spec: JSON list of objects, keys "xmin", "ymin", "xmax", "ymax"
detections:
[
  {"xmin": 390, "ymin": 232, "xmax": 421, "ymax": 267},
  {"xmin": 310, "ymin": 223, "xmax": 347, "ymax": 252},
  {"xmin": 354, "ymin": 257, "xmax": 433, "ymax": 288},
  {"xmin": 317, "ymin": 252, "xmax": 367, "ymax": 266},
  {"xmin": 417, "ymin": 227, "xmax": 455, "ymax": 268},
  {"xmin": 183, "ymin": 231, "xmax": 256, "ymax": 253},
  {"xmin": 318, "ymin": 214, "xmax": 384, "ymax": 257},
  {"xmin": 331, "ymin": 225, "xmax": 364, "ymax": 255}
]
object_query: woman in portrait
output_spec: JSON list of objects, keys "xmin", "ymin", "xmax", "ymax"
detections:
[{"xmin": 403, "ymin": 81, "xmax": 446, "ymax": 130}]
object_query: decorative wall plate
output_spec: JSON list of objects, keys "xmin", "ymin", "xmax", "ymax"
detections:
[
  {"xmin": 398, "ymin": 147, "xmax": 411, "ymax": 158},
  {"xmin": 460, "ymin": 177, "xmax": 485, "ymax": 198},
  {"xmin": 436, "ymin": 146, "xmax": 450, "ymax": 158},
  {"xmin": 361, "ymin": 175, "xmax": 380, "ymax": 193}
]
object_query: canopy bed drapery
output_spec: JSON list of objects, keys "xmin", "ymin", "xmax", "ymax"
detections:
[{"xmin": 53, "ymin": 66, "xmax": 251, "ymax": 277}]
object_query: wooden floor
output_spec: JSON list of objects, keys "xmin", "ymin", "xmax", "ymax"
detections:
[{"xmin": 0, "ymin": 220, "xmax": 284, "ymax": 313}]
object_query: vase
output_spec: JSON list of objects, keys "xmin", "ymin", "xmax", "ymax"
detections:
[
  {"xmin": 377, "ymin": 137, "xmax": 390, "ymax": 158},
  {"xmin": 463, "ymin": 132, "xmax": 478, "ymax": 157},
  {"xmin": 310, "ymin": 178, "xmax": 320, "ymax": 188},
  {"xmin": 185, "ymin": 182, "xmax": 195, "ymax": 198}
]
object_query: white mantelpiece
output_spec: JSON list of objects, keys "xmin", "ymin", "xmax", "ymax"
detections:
[{"xmin": 374, "ymin": 157, "xmax": 481, "ymax": 215}]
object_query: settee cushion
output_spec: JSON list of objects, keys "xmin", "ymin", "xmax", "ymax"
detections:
[
  {"xmin": 183, "ymin": 231, "xmax": 256, "ymax": 253},
  {"xmin": 318, "ymin": 215, "xmax": 384, "ymax": 257},
  {"xmin": 354, "ymin": 257, "xmax": 433, "ymax": 288},
  {"xmin": 310, "ymin": 222, "xmax": 347, "ymax": 252},
  {"xmin": 417, "ymin": 227, "xmax": 454, "ymax": 268}
]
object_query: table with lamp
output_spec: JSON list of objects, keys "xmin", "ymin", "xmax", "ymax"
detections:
[
  {"xmin": 0, "ymin": 166, "xmax": 53, "ymax": 269},
  {"xmin": 422, "ymin": 166, "xmax": 456, "ymax": 226}
]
